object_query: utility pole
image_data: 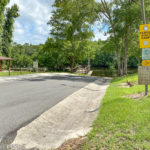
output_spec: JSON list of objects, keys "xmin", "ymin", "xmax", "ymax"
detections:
[{"xmin": 141, "ymin": 0, "xmax": 148, "ymax": 96}]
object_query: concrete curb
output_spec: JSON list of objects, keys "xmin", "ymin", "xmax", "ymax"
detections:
[{"xmin": 11, "ymin": 77, "xmax": 111, "ymax": 150}]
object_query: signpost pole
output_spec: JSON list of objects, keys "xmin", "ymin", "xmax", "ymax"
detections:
[
  {"xmin": 141, "ymin": 0, "xmax": 146, "ymax": 24},
  {"xmin": 141, "ymin": 0, "xmax": 148, "ymax": 96}
]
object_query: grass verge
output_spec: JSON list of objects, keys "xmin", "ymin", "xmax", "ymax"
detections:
[
  {"xmin": 0, "ymin": 71, "xmax": 34, "ymax": 76},
  {"xmin": 82, "ymin": 73, "xmax": 150, "ymax": 150},
  {"xmin": 0, "ymin": 71, "xmax": 88, "ymax": 77}
]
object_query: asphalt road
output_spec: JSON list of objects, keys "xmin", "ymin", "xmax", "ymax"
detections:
[{"xmin": 0, "ymin": 74, "xmax": 97, "ymax": 146}]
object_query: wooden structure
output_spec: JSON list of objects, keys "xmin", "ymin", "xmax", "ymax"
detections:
[{"xmin": 0, "ymin": 56, "xmax": 12, "ymax": 75}]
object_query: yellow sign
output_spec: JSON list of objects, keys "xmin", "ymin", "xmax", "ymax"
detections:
[
  {"xmin": 140, "ymin": 24, "xmax": 150, "ymax": 48},
  {"xmin": 142, "ymin": 60, "xmax": 150, "ymax": 66}
]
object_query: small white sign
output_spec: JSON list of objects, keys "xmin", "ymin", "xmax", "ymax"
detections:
[
  {"xmin": 142, "ymin": 48, "xmax": 150, "ymax": 60},
  {"xmin": 33, "ymin": 61, "xmax": 38, "ymax": 69},
  {"xmin": 144, "ymin": 25, "xmax": 149, "ymax": 31}
]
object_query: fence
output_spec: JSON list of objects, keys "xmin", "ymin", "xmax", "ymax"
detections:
[{"xmin": 11, "ymin": 68, "xmax": 47, "ymax": 72}]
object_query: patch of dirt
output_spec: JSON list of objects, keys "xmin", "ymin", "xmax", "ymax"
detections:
[
  {"xmin": 119, "ymin": 83, "xmax": 130, "ymax": 88},
  {"xmin": 56, "ymin": 137, "xmax": 87, "ymax": 150},
  {"xmin": 119, "ymin": 81, "xmax": 135, "ymax": 88},
  {"xmin": 125, "ymin": 92, "xmax": 145, "ymax": 100}
]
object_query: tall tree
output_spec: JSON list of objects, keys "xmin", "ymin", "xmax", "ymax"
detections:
[
  {"xmin": 49, "ymin": 0, "xmax": 97, "ymax": 72},
  {"xmin": 2, "ymin": 4, "xmax": 19, "ymax": 57},
  {"xmin": 97, "ymin": 0, "xmax": 141, "ymax": 76},
  {"xmin": 113, "ymin": 0, "xmax": 140, "ymax": 75},
  {"xmin": 0, "ymin": 0, "xmax": 10, "ymax": 54},
  {"xmin": 97, "ymin": 0, "xmax": 122, "ymax": 75}
]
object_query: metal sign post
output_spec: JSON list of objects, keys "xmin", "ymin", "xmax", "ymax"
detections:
[
  {"xmin": 140, "ymin": 0, "xmax": 148, "ymax": 95},
  {"xmin": 141, "ymin": 0, "xmax": 146, "ymax": 24}
]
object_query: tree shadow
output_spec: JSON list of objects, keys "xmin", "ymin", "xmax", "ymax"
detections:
[
  {"xmin": 18, "ymin": 75, "xmax": 112, "ymax": 89},
  {"xmin": 19, "ymin": 74, "xmax": 99, "ymax": 84}
]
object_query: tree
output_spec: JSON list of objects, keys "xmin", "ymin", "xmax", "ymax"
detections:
[
  {"xmin": 96, "ymin": 0, "xmax": 122, "ymax": 75},
  {"xmin": 0, "ymin": 0, "xmax": 10, "ymax": 53},
  {"xmin": 49, "ymin": 0, "xmax": 97, "ymax": 72},
  {"xmin": 10, "ymin": 42, "xmax": 41, "ymax": 68},
  {"xmin": 96, "ymin": 0, "xmax": 141, "ymax": 76},
  {"xmin": 113, "ymin": 0, "xmax": 140, "ymax": 75},
  {"xmin": 91, "ymin": 40, "xmax": 116, "ymax": 68},
  {"xmin": 38, "ymin": 38, "xmax": 69, "ymax": 70},
  {"xmin": 2, "ymin": 4, "xmax": 19, "ymax": 57}
]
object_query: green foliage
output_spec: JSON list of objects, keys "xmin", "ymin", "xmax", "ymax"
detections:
[
  {"xmin": 90, "ymin": 39, "xmax": 139, "ymax": 69},
  {"xmin": 38, "ymin": 38, "xmax": 98, "ymax": 70},
  {"xmin": 49, "ymin": 0, "xmax": 97, "ymax": 71},
  {"xmin": 10, "ymin": 43, "xmax": 41, "ymax": 68},
  {"xmin": 128, "ymin": 56, "xmax": 139, "ymax": 68},
  {"xmin": 92, "ymin": 51, "xmax": 116, "ymax": 68},
  {"xmin": 2, "ymin": 4, "xmax": 19, "ymax": 57},
  {"xmin": 91, "ymin": 40, "xmax": 116, "ymax": 68},
  {"xmin": 0, "ymin": 0, "xmax": 10, "ymax": 52},
  {"xmin": 38, "ymin": 38, "xmax": 64, "ymax": 70},
  {"xmin": 96, "ymin": 0, "xmax": 142, "ymax": 75}
]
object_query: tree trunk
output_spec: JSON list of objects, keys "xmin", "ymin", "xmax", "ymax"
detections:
[
  {"xmin": 100, "ymin": 0, "xmax": 121, "ymax": 76},
  {"xmin": 116, "ymin": 51, "xmax": 122, "ymax": 76},
  {"xmin": 124, "ymin": 25, "xmax": 128, "ymax": 75},
  {"xmin": 110, "ymin": 20, "xmax": 121, "ymax": 76},
  {"xmin": 88, "ymin": 57, "xmax": 90, "ymax": 72},
  {"xmin": 111, "ymin": 23, "xmax": 121, "ymax": 76},
  {"xmin": 70, "ymin": 40, "xmax": 75, "ymax": 73},
  {"xmin": 121, "ymin": 57, "xmax": 124, "ymax": 76},
  {"xmin": 71, "ymin": 56, "xmax": 75, "ymax": 72}
]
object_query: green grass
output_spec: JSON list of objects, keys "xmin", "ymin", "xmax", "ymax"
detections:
[
  {"xmin": 0, "ymin": 71, "xmax": 87, "ymax": 77},
  {"xmin": 0, "ymin": 71, "xmax": 34, "ymax": 76},
  {"xmin": 82, "ymin": 73, "xmax": 150, "ymax": 150}
]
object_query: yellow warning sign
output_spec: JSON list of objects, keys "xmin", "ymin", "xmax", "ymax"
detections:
[
  {"xmin": 142, "ymin": 60, "xmax": 150, "ymax": 66},
  {"xmin": 140, "ymin": 24, "xmax": 150, "ymax": 48}
]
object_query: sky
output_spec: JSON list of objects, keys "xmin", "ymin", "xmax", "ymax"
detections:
[{"xmin": 8, "ymin": 0, "xmax": 109, "ymax": 45}]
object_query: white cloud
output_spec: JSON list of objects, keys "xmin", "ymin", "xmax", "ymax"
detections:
[
  {"xmin": 8, "ymin": 0, "xmax": 54, "ymax": 45},
  {"xmin": 92, "ymin": 21, "xmax": 109, "ymax": 41},
  {"xmin": 8, "ymin": 0, "xmax": 108, "ymax": 44},
  {"xmin": 15, "ymin": 29, "xmax": 24, "ymax": 35},
  {"xmin": 94, "ymin": 32, "xmax": 109, "ymax": 41}
]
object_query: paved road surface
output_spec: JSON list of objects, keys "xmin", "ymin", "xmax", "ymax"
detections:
[{"xmin": 0, "ymin": 73, "xmax": 97, "ymax": 146}]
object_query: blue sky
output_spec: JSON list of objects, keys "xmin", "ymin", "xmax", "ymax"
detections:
[{"xmin": 8, "ymin": 0, "xmax": 109, "ymax": 45}]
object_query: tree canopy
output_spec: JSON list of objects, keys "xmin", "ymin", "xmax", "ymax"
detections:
[{"xmin": 49, "ymin": 0, "xmax": 97, "ymax": 71}]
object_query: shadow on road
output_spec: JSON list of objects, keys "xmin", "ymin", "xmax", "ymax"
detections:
[{"xmin": 18, "ymin": 74, "xmax": 111, "ymax": 86}]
